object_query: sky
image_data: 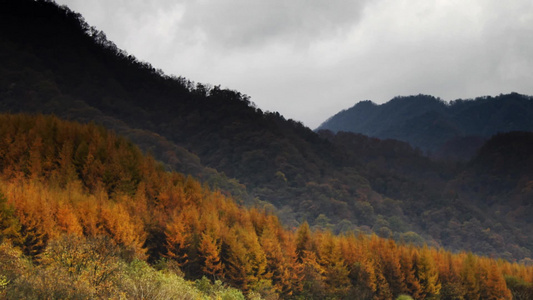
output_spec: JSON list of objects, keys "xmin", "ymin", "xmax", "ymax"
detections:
[{"xmin": 55, "ymin": 0, "xmax": 533, "ymax": 129}]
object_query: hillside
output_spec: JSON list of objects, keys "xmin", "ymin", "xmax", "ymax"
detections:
[
  {"xmin": 0, "ymin": 0, "xmax": 388, "ymax": 231},
  {"xmin": 1, "ymin": 113, "xmax": 533, "ymax": 299},
  {"xmin": 1, "ymin": 0, "xmax": 533, "ymax": 264},
  {"xmin": 317, "ymin": 93, "xmax": 533, "ymax": 159},
  {"xmin": 451, "ymin": 131, "xmax": 533, "ymax": 213},
  {"xmin": 318, "ymin": 130, "xmax": 533, "ymax": 261}
]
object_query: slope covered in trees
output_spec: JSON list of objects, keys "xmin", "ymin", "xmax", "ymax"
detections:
[
  {"xmin": 0, "ymin": 0, "xmax": 403, "ymax": 239},
  {"xmin": 317, "ymin": 93, "xmax": 533, "ymax": 158},
  {"xmin": 1, "ymin": 0, "xmax": 533, "ymax": 264},
  {"xmin": 320, "ymin": 130, "xmax": 533, "ymax": 262},
  {"xmin": 1, "ymin": 113, "xmax": 532, "ymax": 299}
]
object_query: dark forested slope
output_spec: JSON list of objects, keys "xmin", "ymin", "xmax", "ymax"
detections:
[{"xmin": 321, "ymin": 129, "xmax": 533, "ymax": 261}]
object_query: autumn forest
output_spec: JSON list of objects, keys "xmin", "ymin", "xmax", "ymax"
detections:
[
  {"xmin": 2, "ymin": 0, "xmax": 533, "ymax": 299},
  {"xmin": 0, "ymin": 114, "xmax": 531, "ymax": 299}
]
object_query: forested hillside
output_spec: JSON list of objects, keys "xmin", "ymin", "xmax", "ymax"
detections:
[
  {"xmin": 320, "ymin": 130, "xmax": 533, "ymax": 261},
  {"xmin": 1, "ymin": 114, "xmax": 533, "ymax": 299},
  {"xmin": 317, "ymin": 93, "xmax": 533, "ymax": 159},
  {"xmin": 0, "ymin": 0, "xmax": 404, "ymax": 239},
  {"xmin": 1, "ymin": 0, "xmax": 533, "ymax": 266}
]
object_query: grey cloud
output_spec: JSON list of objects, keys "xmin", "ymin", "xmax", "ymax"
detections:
[
  {"xmin": 54, "ymin": 0, "xmax": 533, "ymax": 128},
  {"xmin": 176, "ymin": 0, "xmax": 370, "ymax": 49}
]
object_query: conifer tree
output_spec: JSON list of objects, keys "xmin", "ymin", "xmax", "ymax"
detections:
[
  {"xmin": 317, "ymin": 231, "xmax": 351, "ymax": 297},
  {"xmin": 415, "ymin": 246, "xmax": 441, "ymax": 299},
  {"xmin": 0, "ymin": 191, "xmax": 22, "ymax": 245},
  {"xmin": 399, "ymin": 247, "xmax": 421, "ymax": 299},
  {"xmin": 199, "ymin": 231, "xmax": 224, "ymax": 279},
  {"xmin": 461, "ymin": 253, "xmax": 481, "ymax": 300},
  {"xmin": 480, "ymin": 261, "xmax": 512, "ymax": 300},
  {"xmin": 296, "ymin": 221, "xmax": 312, "ymax": 261},
  {"xmin": 165, "ymin": 212, "xmax": 192, "ymax": 267}
]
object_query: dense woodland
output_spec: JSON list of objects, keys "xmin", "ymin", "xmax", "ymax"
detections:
[
  {"xmin": 2, "ymin": 0, "xmax": 533, "ymax": 263},
  {"xmin": 1, "ymin": 114, "xmax": 533, "ymax": 299},
  {"xmin": 318, "ymin": 130, "xmax": 533, "ymax": 261},
  {"xmin": 1, "ymin": 2, "xmax": 533, "ymax": 298}
]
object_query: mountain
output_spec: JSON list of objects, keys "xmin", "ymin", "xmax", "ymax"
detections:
[
  {"xmin": 317, "ymin": 93, "xmax": 533, "ymax": 159},
  {"xmin": 2, "ymin": 0, "xmax": 533, "ymax": 264},
  {"xmin": 0, "ymin": 0, "xmax": 380, "ymax": 228}
]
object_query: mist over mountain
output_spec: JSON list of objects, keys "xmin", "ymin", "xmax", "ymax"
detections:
[
  {"xmin": 2, "ymin": 0, "xmax": 533, "ymax": 266},
  {"xmin": 317, "ymin": 93, "xmax": 533, "ymax": 159}
]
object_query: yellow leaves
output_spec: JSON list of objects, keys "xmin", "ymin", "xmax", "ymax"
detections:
[
  {"xmin": 33, "ymin": 235, "xmax": 122, "ymax": 298},
  {"xmin": 316, "ymin": 232, "xmax": 351, "ymax": 297},
  {"xmin": 0, "ymin": 240, "xmax": 28, "ymax": 283},
  {"xmin": 415, "ymin": 247, "xmax": 441, "ymax": 299},
  {"xmin": 0, "ymin": 274, "xmax": 8, "ymax": 291},
  {"xmin": 223, "ymin": 225, "xmax": 268, "ymax": 293},
  {"xmin": 296, "ymin": 221, "xmax": 312, "ymax": 260}
]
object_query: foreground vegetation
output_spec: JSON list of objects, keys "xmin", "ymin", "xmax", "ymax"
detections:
[
  {"xmin": 0, "ymin": 114, "xmax": 532, "ymax": 299},
  {"xmin": 0, "ymin": 238, "xmax": 247, "ymax": 299}
]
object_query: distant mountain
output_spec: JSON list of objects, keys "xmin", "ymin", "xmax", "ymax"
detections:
[
  {"xmin": 317, "ymin": 93, "xmax": 533, "ymax": 159},
  {"xmin": 2, "ymin": 0, "xmax": 533, "ymax": 262}
]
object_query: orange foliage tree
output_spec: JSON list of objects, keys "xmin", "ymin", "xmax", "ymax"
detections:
[{"xmin": 1, "ymin": 114, "xmax": 533, "ymax": 299}]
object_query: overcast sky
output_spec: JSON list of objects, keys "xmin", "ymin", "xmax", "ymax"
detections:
[{"xmin": 56, "ymin": 0, "xmax": 533, "ymax": 129}]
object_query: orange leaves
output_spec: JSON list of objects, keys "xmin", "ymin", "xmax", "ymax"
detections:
[
  {"xmin": 1, "ymin": 114, "xmax": 533, "ymax": 299},
  {"xmin": 165, "ymin": 212, "xmax": 192, "ymax": 266},
  {"xmin": 5, "ymin": 181, "xmax": 52, "ymax": 255},
  {"xmin": 2, "ymin": 179, "xmax": 147, "ymax": 259},
  {"xmin": 0, "ymin": 114, "xmax": 151, "ymax": 196},
  {"xmin": 99, "ymin": 202, "xmax": 147, "ymax": 259},
  {"xmin": 482, "ymin": 261, "xmax": 512, "ymax": 300},
  {"xmin": 260, "ymin": 226, "xmax": 300, "ymax": 295},
  {"xmin": 399, "ymin": 247, "xmax": 422, "ymax": 298},
  {"xmin": 55, "ymin": 204, "xmax": 83, "ymax": 236},
  {"xmin": 199, "ymin": 231, "xmax": 224, "ymax": 278},
  {"xmin": 415, "ymin": 246, "xmax": 441, "ymax": 299}
]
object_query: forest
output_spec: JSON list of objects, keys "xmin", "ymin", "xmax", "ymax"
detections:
[
  {"xmin": 1, "ymin": 114, "xmax": 532, "ymax": 299},
  {"xmin": 2, "ymin": 0, "xmax": 533, "ymax": 263},
  {"xmin": 1, "ymin": 1, "xmax": 533, "ymax": 298}
]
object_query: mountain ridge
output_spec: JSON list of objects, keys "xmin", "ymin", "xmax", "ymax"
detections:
[{"xmin": 317, "ymin": 93, "xmax": 533, "ymax": 159}]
